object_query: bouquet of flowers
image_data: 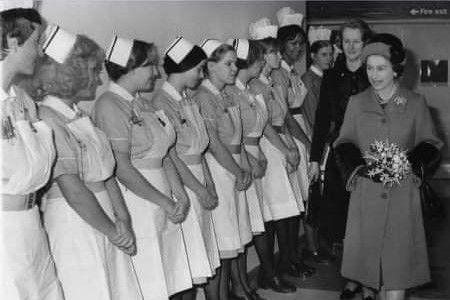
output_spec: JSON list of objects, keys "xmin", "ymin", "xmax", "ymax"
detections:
[{"xmin": 364, "ymin": 140, "xmax": 411, "ymax": 187}]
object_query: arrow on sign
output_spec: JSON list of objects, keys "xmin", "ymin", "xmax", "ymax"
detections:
[{"xmin": 410, "ymin": 8, "xmax": 419, "ymax": 15}]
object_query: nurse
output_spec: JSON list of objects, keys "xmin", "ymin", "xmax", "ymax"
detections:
[
  {"xmin": 34, "ymin": 27, "xmax": 142, "ymax": 300},
  {"xmin": 1, "ymin": 5, "xmax": 63, "ymax": 300},
  {"xmin": 227, "ymin": 38, "xmax": 269, "ymax": 300},
  {"xmin": 94, "ymin": 36, "xmax": 192, "ymax": 300},
  {"xmin": 152, "ymin": 36, "xmax": 220, "ymax": 299},
  {"xmin": 272, "ymin": 6, "xmax": 315, "ymax": 277},
  {"xmin": 195, "ymin": 40, "xmax": 252, "ymax": 300},
  {"xmin": 247, "ymin": 18, "xmax": 301, "ymax": 293}
]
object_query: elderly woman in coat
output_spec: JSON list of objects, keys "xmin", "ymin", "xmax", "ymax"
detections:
[{"xmin": 334, "ymin": 33, "xmax": 442, "ymax": 300}]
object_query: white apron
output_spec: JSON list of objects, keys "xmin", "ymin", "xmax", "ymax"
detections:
[
  {"xmin": 259, "ymin": 76, "xmax": 305, "ymax": 220},
  {"xmin": 1, "ymin": 86, "xmax": 62, "ymax": 300},
  {"xmin": 283, "ymin": 62, "xmax": 311, "ymax": 202},
  {"xmin": 118, "ymin": 109, "xmax": 192, "ymax": 299},
  {"xmin": 160, "ymin": 83, "xmax": 220, "ymax": 284},
  {"xmin": 1, "ymin": 206, "xmax": 64, "ymax": 300},
  {"xmin": 40, "ymin": 97, "xmax": 142, "ymax": 300},
  {"xmin": 205, "ymin": 104, "xmax": 251, "ymax": 258},
  {"xmin": 242, "ymin": 93, "xmax": 268, "ymax": 234}
]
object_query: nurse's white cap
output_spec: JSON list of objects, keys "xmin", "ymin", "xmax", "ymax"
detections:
[
  {"xmin": 106, "ymin": 36, "xmax": 133, "ymax": 67},
  {"xmin": 276, "ymin": 7, "xmax": 304, "ymax": 28},
  {"xmin": 249, "ymin": 18, "xmax": 278, "ymax": 40},
  {"xmin": 308, "ymin": 26, "xmax": 332, "ymax": 45},
  {"xmin": 0, "ymin": 0, "xmax": 33, "ymax": 12},
  {"xmin": 226, "ymin": 38, "xmax": 249, "ymax": 60},
  {"xmin": 165, "ymin": 36, "xmax": 194, "ymax": 64},
  {"xmin": 42, "ymin": 24, "xmax": 77, "ymax": 64},
  {"xmin": 200, "ymin": 39, "xmax": 222, "ymax": 58}
]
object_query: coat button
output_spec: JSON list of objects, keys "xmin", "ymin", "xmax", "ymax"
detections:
[{"xmin": 381, "ymin": 192, "xmax": 388, "ymax": 199}]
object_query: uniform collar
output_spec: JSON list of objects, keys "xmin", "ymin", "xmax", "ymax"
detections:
[
  {"xmin": 162, "ymin": 81, "xmax": 183, "ymax": 101},
  {"xmin": 0, "ymin": 86, "xmax": 14, "ymax": 102},
  {"xmin": 235, "ymin": 78, "xmax": 247, "ymax": 91},
  {"xmin": 201, "ymin": 79, "xmax": 221, "ymax": 96},
  {"xmin": 281, "ymin": 60, "xmax": 293, "ymax": 73},
  {"xmin": 41, "ymin": 95, "xmax": 80, "ymax": 119},
  {"xmin": 259, "ymin": 73, "xmax": 270, "ymax": 85},
  {"xmin": 108, "ymin": 81, "xmax": 134, "ymax": 102},
  {"xmin": 310, "ymin": 65, "xmax": 323, "ymax": 77}
]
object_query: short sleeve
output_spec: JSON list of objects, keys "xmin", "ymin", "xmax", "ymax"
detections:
[
  {"xmin": 195, "ymin": 91, "xmax": 219, "ymax": 130},
  {"xmin": 39, "ymin": 107, "xmax": 79, "ymax": 178},
  {"xmin": 93, "ymin": 95, "xmax": 131, "ymax": 154}
]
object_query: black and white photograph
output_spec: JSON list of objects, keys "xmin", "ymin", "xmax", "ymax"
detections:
[{"xmin": 1, "ymin": 1, "xmax": 449, "ymax": 299}]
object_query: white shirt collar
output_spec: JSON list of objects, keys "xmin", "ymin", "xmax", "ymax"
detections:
[
  {"xmin": 41, "ymin": 95, "xmax": 79, "ymax": 119},
  {"xmin": 310, "ymin": 65, "xmax": 323, "ymax": 77},
  {"xmin": 235, "ymin": 78, "xmax": 247, "ymax": 91},
  {"xmin": 162, "ymin": 81, "xmax": 183, "ymax": 101},
  {"xmin": 108, "ymin": 82, "xmax": 134, "ymax": 102},
  {"xmin": 0, "ymin": 86, "xmax": 13, "ymax": 102},
  {"xmin": 281, "ymin": 60, "xmax": 293, "ymax": 73},
  {"xmin": 201, "ymin": 79, "xmax": 221, "ymax": 96}
]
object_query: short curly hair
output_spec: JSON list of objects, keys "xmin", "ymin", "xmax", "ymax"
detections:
[{"xmin": 31, "ymin": 34, "xmax": 104, "ymax": 100}]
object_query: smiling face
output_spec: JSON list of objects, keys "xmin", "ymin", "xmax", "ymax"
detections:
[
  {"xmin": 133, "ymin": 47, "xmax": 161, "ymax": 93},
  {"xmin": 366, "ymin": 54, "xmax": 395, "ymax": 93},
  {"xmin": 342, "ymin": 27, "xmax": 364, "ymax": 62},
  {"xmin": 208, "ymin": 50, "xmax": 238, "ymax": 85},
  {"xmin": 283, "ymin": 33, "xmax": 305, "ymax": 63}
]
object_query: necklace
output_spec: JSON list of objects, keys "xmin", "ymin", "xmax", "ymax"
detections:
[{"xmin": 375, "ymin": 84, "xmax": 397, "ymax": 105}]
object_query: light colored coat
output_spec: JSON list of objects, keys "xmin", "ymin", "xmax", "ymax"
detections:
[{"xmin": 334, "ymin": 86, "xmax": 442, "ymax": 289}]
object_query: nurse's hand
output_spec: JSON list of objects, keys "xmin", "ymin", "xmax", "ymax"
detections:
[
  {"xmin": 287, "ymin": 148, "xmax": 300, "ymax": 169},
  {"xmin": 108, "ymin": 224, "xmax": 134, "ymax": 254},
  {"xmin": 309, "ymin": 162, "xmax": 320, "ymax": 182},
  {"xmin": 235, "ymin": 170, "xmax": 252, "ymax": 191},
  {"xmin": 115, "ymin": 220, "xmax": 137, "ymax": 256},
  {"xmin": 197, "ymin": 187, "xmax": 218, "ymax": 210},
  {"xmin": 252, "ymin": 162, "xmax": 265, "ymax": 179},
  {"xmin": 167, "ymin": 200, "xmax": 189, "ymax": 224}
]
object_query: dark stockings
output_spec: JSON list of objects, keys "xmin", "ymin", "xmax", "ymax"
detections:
[{"xmin": 254, "ymin": 221, "xmax": 275, "ymax": 280}]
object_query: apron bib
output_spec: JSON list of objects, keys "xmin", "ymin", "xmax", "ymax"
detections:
[
  {"xmin": 119, "ymin": 109, "xmax": 192, "ymax": 299},
  {"xmin": 172, "ymin": 97, "xmax": 220, "ymax": 283},
  {"xmin": 242, "ymin": 93, "xmax": 268, "ymax": 234}
]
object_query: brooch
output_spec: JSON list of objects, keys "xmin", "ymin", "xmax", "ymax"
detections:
[
  {"xmin": 130, "ymin": 109, "xmax": 144, "ymax": 126},
  {"xmin": 393, "ymin": 95, "xmax": 407, "ymax": 106}
]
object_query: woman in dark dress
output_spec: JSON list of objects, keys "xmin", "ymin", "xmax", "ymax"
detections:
[{"xmin": 308, "ymin": 19, "xmax": 374, "ymax": 299}]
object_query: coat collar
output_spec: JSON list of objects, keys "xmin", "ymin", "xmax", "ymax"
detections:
[{"xmin": 281, "ymin": 60, "xmax": 293, "ymax": 73}]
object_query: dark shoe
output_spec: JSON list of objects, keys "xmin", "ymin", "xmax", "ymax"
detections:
[
  {"xmin": 293, "ymin": 261, "xmax": 315, "ymax": 277},
  {"xmin": 258, "ymin": 275, "xmax": 297, "ymax": 293},
  {"xmin": 340, "ymin": 285, "xmax": 361, "ymax": 299},
  {"xmin": 363, "ymin": 296, "xmax": 376, "ymax": 300}
]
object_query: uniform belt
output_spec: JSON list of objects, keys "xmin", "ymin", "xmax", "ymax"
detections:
[
  {"xmin": 243, "ymin": 136, "xmax": 260, "ymax": 146},
  {"xmin": 273, "ymin": 126, "xmax": 285, "ymax": 134},
  {"xmin": 228, "ymin": 144, "xmax": 242, "ymax": 154},
  {"xmin": 133, "ymin": 157, "xmax": 164, "ymax": 170},
  {"xmin": 180, "ymin": 154, "xmax": 202, "ymax": 165},
  {"xmin": 46, "ymin": 181, "xmax": 106, "ymax": 200},
  {"xmin": 1, "ymin": 193, "xmax": 36, "ymax": 211},
  {"xmin": 289, "ymin": 106, "xmax": 303, "ymax": 115}
]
